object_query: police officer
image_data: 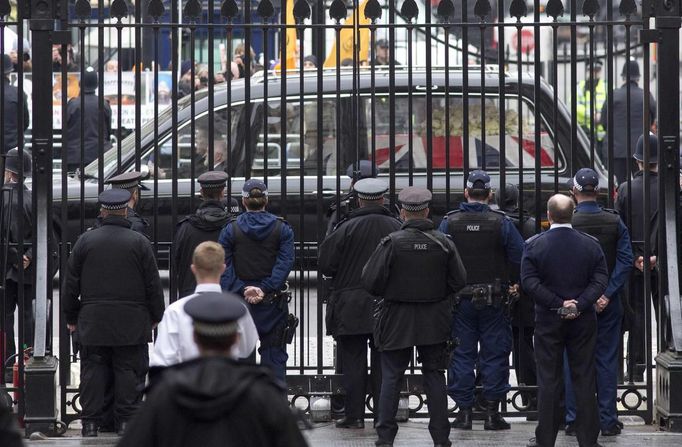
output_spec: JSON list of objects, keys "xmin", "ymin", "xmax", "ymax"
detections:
[
  {"xmin": 499, "ymin": 183, "xmax": 538, "ymax": 416},
  {"xmin": 1, "ymin": 149, "xmax": 33, "ymax": 383},
  {"xmin": 563, "ymin": 168, "xmax": 633, "ymax": 437},
  {"xmin": 119, "ymin": 292, "xmax": 308, "ymax": 447},
  {"xmin": 600, "ymin": 60, "xmax": 656, "ymax": 184},
  {"xmin": 104, "ymin": 171, "xmax": 150, "ymax": 237},
  {"xmin": 576, "ymin": 60, "xmax": 607, "ymax": 158},
  {"xmin": 326, "ymin": 160, "xmax": 399, "ymax": 235},
  {"xmin": 319, "ymin": 178, "xmax": 402, "ymax": 429},
  {"xmin": 219, "ymin": 179, "xmax": 295, "ymax": 383},
  {"xmin": 173, "ymin": 171, "xmax": 234, "ymax": 299},
  {"xmin": 0, "ymin": 54, "xmax": 29, "ymax": 156},
  {"xmin": 439, "ymin": 170, "xmax": 524, "ymax": 430},
  {"xmin": 362, "ymin": 187, "xmax": 466, "ymax": 447},
  {"xmin": 65, "ymin": 66, "xmax": 112, "ymax": 172},
  {"xmin": 615, "ymin": 132, "xmax": 659, "ymax": 382},
  {"xmin": 62, "ymin": 189, "xmax": 164, "ymax": 437}
]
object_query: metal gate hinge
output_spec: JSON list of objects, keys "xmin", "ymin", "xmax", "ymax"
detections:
[{"xmin": 639, "ymin": 29, "xmax": 663, "ymax": 43}]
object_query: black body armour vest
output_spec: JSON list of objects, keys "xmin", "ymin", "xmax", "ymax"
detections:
[
  {"xmin": 572, "ymin": 209, "xmax": 620, "ymax": 275},
  {"xmin": 382, "ymin": 229, "xmax": 450, "ymax": 303},
  {"xmin": 446, "ymin": 210, "xmax": 510, "ymax": 284},
  {"xmin": 232, "ymin": 219, "xmax": 282, "ymax": 281}
]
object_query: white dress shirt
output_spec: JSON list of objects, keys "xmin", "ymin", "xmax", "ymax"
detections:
[
  {"xmin": 549, "ymin": 223, "xmax": 573, "ymax": 230},
  {"xmin": 150, "ymin": 283, "xmax": 259, "ymax": 367}
]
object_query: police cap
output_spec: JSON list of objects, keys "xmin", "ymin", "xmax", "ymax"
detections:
[
  {"xmin": 466, "ymin": 170, "xmax": 491, "ymax": 190},
  {"xmin": 398, "ymin": 186, "xmax": 432, "ymax": 212},
  {"xmin": 81, "ymin": 67, "xmax": 98, "ymax": 94},
  {"xmin": 571, "ymin": 168, "xmax": 600, "ymax": 192},
  {"xmin": 621, "ymin": 59, "xmax": 640, "ymax": 80},
  {"xmin": 242, "ymin": 178, "xmax": 268, "ymax": 197},
  {"xmin": 107, "ymin": 171, "xmax": 144, "ymax": 190},
  {"xmin": 4, "ymin": 148, "xmax": 31, "ymax": 175},
  {"xmin": 354, "ymin": 178, "xmax": 388, "ymax": 200},
  {"xmin": 98, "ymin": 188, "xmax": 131, "ymax": 210},
  {"xmin": 634, "ymin": 132, "xmax": 658, "ymax": 163},
  {"xmin": 198, "ymin": 170, "xmax": 229, "ymax": 190},
  {"xmin": 184, "ymin": 292, "xmax": 246, "ymax": 337},
  {"xmin": 346, "ymin": 160, "xmax": 378, "ymax": 180},
  {"xmin": 376, "ymin": 39, "xmax": 389, "ymax": 48}
]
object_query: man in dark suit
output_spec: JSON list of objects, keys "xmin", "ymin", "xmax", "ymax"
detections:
[{"xmin": 521, "ymin": 194, "xmax": 608, "ymax": 447}]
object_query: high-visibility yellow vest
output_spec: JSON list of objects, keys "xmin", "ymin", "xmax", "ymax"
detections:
[{"xmin": 576, "ymin": 78, "xmax": 607, "ymax": 141}]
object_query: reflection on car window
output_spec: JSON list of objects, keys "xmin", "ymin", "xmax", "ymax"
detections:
[{"xmin": 364, "ymin": 93, "xmax": 562, "ymax": 173}]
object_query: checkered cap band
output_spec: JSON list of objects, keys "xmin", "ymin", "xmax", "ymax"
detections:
[
  {"xmin": 193, "ymin": 320, "xmax": 239, "ymax": 338},
  {"xmin": 357, "ymin": 190, "xmax": 386, "ymax": 200},
  {"xmin": 466, "ymin": 179, "xmax": 491, "ymax": 189},
  {"xmin": 100, "ymin": 202, "xmax": 128, "ymax": 211},
  {"xmin": 572, "ymin": 175, "xmax": 598, "ymax": 192},
  {"xmin": 111, "ymin": 180, "xmax": 139, "ymax": 190},
  {"xmin": 402, "ymin": 201, "xmax": 429, "ymax": 212},
  {"xmin": 200, "ymin": 182, "xmax": 227, "ymax": 190}
]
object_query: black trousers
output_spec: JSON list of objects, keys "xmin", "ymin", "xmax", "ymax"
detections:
[
  {"xmin": 1, "ymin": 279, "xmax": 33, "ymax": 370},
  {"xmin": 80, "ymin": 345, "xmax": 148, "ymax": 426},
  {"xmin": 336, "ymin": 334, "xmax": 381, "ymax": 419},
  {"xmin": 512, "ymin": 325, "xmax": 537, "ymax": 405},
  {"xmin": 627, "ymin": 272, "xmax": 659, "ymax": 375},
  {"xmin": 534, "ymin": 317, "xmax": 599, "ymax": 447},
  {"xmin": 376, "ymin": 344, "xmax": 450, "ymax": 446}
]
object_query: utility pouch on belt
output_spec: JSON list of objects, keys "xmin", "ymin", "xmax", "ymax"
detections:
[{"xmin": 283, "ymin": 313, "xmax": 299, "ymax": 345}]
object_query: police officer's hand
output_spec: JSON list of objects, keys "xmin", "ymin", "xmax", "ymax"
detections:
[
  {"xmin": 508, "ymin": 284, "xmax": 520, "ymax": 298},
  {"xmin": 562, "ymin": 299, "xmax": 579, "ymax": 319},
  {"xmin": 595, "ymin": 295, "xmax": 610, "ymax": 313},
  {"xmin": 67, "ymin": 324, "xmax": 76, "ymax": 333},
  {"xmin": 635, "ymin": 255, "xmax": 657, "ymax": 272},
  {"xmin": 244, "ymin": 286, "xmax": 264, "ymax": 304},
  {"xmin": 22, "ymin": 255, "xmax": 30, "ymax": 270}
]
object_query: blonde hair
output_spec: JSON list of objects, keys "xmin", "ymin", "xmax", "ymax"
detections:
[{"xmin": 192, "ymin": 241, "xmax": 225, "ymax": 277}]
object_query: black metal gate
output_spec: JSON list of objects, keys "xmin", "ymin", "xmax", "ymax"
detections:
[{"xmin": 0, "ymin": 0, "xmax": 681, "ymax": 436}]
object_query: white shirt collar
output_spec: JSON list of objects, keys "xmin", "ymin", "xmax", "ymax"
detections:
[
  {"xmin": 194, "ymin": 283, "xmax": 222, "ymax": 293},
  {"xmin": 550, "ymin": 223, "xmax": 573, "ymax": 230}
]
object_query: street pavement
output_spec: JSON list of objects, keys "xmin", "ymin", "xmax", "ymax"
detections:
[{"xmin": 22, "ymin": 418, "xmax": 682, "ymax": 446}]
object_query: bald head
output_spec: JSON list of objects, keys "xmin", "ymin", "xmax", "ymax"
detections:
[{"xmin": 547, "ymin": 194, "xmax": 574, "ymax": 225}]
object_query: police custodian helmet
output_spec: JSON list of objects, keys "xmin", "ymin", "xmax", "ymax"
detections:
[{"xmin": 4, "ymin": 148, "xmax": 32, "ymax": 175}]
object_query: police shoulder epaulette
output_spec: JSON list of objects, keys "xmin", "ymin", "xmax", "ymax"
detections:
[
  {"xmin": 380, "ymin": 234, "xmax": 394, "ymax": 245},
  {"xmin": 176, "ymin": 216, "xmax": 191, "ymax": 227},
  {"xmin": 490, "ymin": 208, "xmax": 511, "ymax": 219},
  {"xmin": 525, "ymin": 232, "xmax": 544, "ymax": 245},
  {"xmin": 331, "ymin": 216, "xmax": 350, "ymax": 233},
  {"xmin": 444, "ymin": 209, "xmax": 461, "ymax": 218},
  {"xmin": 601, "ymin": 207, "xmax": 620, "ymax": 215}
]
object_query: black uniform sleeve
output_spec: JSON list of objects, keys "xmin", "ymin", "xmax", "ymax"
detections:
[
  {"xmin": 318, "ymin": 226, "xmax": 344, "ymax": 277},
  {"xmin": 62, "ymin": 238, "xmax": 85, "ymax": 325},
  {"xmin": 116, "ymin": 389, "xmax": 160, "ymax": 447},
  {"xmin": 22, "ymin": 91, "xmax": 29, "ymax": 131},
  {"xmin": 361, "ymin": 238, "xmax": 393, "ymax": 296},
  {"xmin": 446, "ymin": 238, "xmax": 467, "ymax": 295},
  {"xmin": 105, "ymin": 100, "xmax": 113, "ymax": 140},
  {"xmin": 256, "ymin": 384, "xmax": 309, "ymax": 447},
  {"xmin": 171, "ymin": 224, "xmax": 186, "ymax": 288},
  {"xmin": 575, "ymin": 243, "xmax": 609, "ymax": 313},
  {"xmin": 141, "ymin": 240, "xmax": 165, "ymax": 323}
]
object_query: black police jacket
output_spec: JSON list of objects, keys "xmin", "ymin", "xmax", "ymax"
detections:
[
  {"xmin": 505, "ymin": 209, "xmax": 537, "ymax": 328},
  {"xmin": 62, "ymin": 216, "xmax": 165, "ymax": 346},
  {"xmin": 64, "ymin": 93, "xmax": 112, "ymax": 166},
  {"xmin": 616, "ymin": 170, "xmax": 658, "ymax": 257},
  {"xmin": 1, "ymin": 183, "xmax": 33, "ymax": 283},
  {"xmin": 119, "ymin": 357, "xmax": 308, "ymax": 447},
  {"xmin": 91, "ymin": 207, "xmax": 150, "ymax": 239},
  {"xmin": 362, "ymin": 218, "xmax": 467, "ymax": 350},
  {"xmin": 572, "ymin": 207, "xmax": 621, "ymax": 275},
  {"xmin": 173, "ymin": 200, "xmax": 232, "ymax": 298},
  {"xmin": 1, "ymin": 78, "xmax": 29, "ymax": 152},
  {"xmin": 319, "ymin": 205, "xmax": 402, "ymax": 337}
]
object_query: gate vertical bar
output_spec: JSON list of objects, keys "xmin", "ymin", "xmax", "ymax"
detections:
[
  {"xmin": 651, "ymin": 0, "xmax": 682, "ymax": 431},
  {"xmin": 25, "ymin": 0, "xmax": 58, "ymax": 436}
]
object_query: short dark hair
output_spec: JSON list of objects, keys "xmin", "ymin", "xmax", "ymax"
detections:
[
  {"xmin": 467, "ymin": 188, "xmax": 490, "ymax": 201},
  {"xmin": 194, "ymin": 332, "xmax": 238, "ymax": 352},
  {"xmin": 243, "ymin": 188, "xmax": 267, "ymax": 210},
  {"xmin": 201, "ymin": 188, "xmax": 223, "ymax": 201},
  {"xmin": 547, "ymin": 194, "xmax": 574, "ymax": 224}
]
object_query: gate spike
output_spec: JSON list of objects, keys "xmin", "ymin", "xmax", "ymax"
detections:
[
  {"xmin": 329, "ymin": 0, "xmax": 348, "ymax": 23},
  {"xmin": 220, "ymin": 0, "xmax": 239, "ymax": 20},
  {"xmin": 545, "ymin": 0, "xmax": 564, "ymax": 20},
  {"xmin": 509, "ymin": 0, "xmax": 528, "ymax": 19},
  {"xmin": 364, "ymin": 0, "xmax": 382, "ymax": 22},
  {"xmin": 184, "ymin": 0, "xmax": 203, "ymax": 21},
  {"xmin": 581, "ymin": 0, "xmax": 599, "ymax": 19},
  {"xmin": 436, "ymin": 0, "xmax": 455, "ymax": 23},
  {"xmin": 75, "ymin": 0, "xmax": 92, "ymax": 21},
  {"xmin": 147, "ymin": 0, "xmax": 166, "ymax": 20},
  {"xmin": 473, "ymin": 0, "xmax": 491, "ymax": 20},
  {"xmin": 0, "ymin": 0, "xmax": 11, "ymax": 19},
  {"xmin": 293, "ymin": 0, "xmax": 312, "ymax": 23},
  {"xmin": 619, "ymin": 0, "xmax": 637, "ymax": 18},
  {"xmin": 400, "ymin": 0, "xmax": 419, "ymax": 22},
  {"xmin": 110, "ymin": 0, "xmax": 130, "ymax": 20},
  {"xmin": 257, "ymin": 0, "xmax": 276, "ymax": 20}
]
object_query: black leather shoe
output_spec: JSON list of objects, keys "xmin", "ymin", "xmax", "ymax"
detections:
[
  {"xmin": 615, "ymin": 420, "xmax": 624, "ymax": 429},
  {"xmin": 434, "ymin": 443, "xmax": 452, "ymax": 447},
  {"xmin": 117, "ymin": 421, "xmax": 128, "ymax": 436},
  {"xmin": 565, "ymin": 423, "xmax": 576, "ymax": 436},
  {"xmin": 82, "ymin": 422, "xmax": 98, "ymax": 437},
  {"xmin": 335, "ymin": 417, "xmax": 364, "ymax": 429},
  {"xmin": 99, "ymin": 424, "xmax": 115, "ymax": 433},
  {"xmin": 484, "ymin": 400, "xmax": 511, "ymax": 430},
  {"xmin": 375, "ymin": 442, "xmax": 393, "ymax": 447},
  {"xmin": 526, "ymin": 437, "xmax": 538, "ymax": 447},
  {"xmin": 601, "ymin": 425, "xmax": 622, "ymax": 436},
  {"xmin": 451, "ymin": 407, "xmax": 472, "ymax": 430}
]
